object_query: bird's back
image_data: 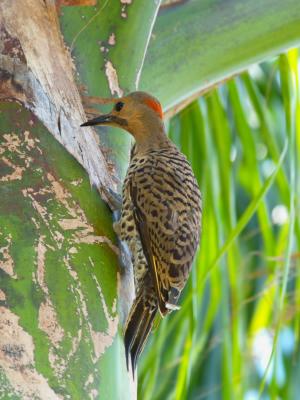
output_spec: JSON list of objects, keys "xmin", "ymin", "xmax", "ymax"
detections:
[
  {"xmin": 121, "ymin": 141, "xmax": 202, "ymax": 372},
  {"xmin": 129, "ymin": 144, "xmax": 201, "ymax": 302}
]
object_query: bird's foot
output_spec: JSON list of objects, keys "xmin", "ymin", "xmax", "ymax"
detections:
[
  {"xmin": 100, "ymin": 186, "xmax": 122, "ymax": 211},
  {"xmin": 112, "ymin": 209, "xmax": 121, "ymax": 225},
  {"xmin": 98, "ymin": 187, "xmax": 131, "ymax": 270},
  {"xmin": 118, "ymin": 240, "xmax": 132, "ymax": 272},
  {"xmin": 110, "ymin": 207, "xmax": 132, "ymax": 271}
]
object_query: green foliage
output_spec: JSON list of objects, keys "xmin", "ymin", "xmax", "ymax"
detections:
[
  {"xmin": 141, "ymin": 0, "xmax": 300, "ymax": 112},
  {"xmin": 139, "ymin": 50, "xmax": 300, "ymax": 400}
]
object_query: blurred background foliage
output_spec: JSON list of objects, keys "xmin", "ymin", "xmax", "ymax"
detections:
[{"xmin": 139, "ymin": 50, "xmax": 300, "ymax": 400}]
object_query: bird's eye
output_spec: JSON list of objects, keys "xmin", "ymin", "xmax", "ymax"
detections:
[{"xmin": 115, "ymin": 102, "xmax": 124, "ymax": 112}]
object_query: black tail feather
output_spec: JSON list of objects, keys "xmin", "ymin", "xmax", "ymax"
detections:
[
  {"xmin": 124, "ymin": 292, "xmax": 157, "ymax": 378},
  {"xmin": 124, "ymin": 292, "xmax": 144, "ymax": 371},
  {"xmin": 130, "ymin": 309, "xmax": 156, "ymax": 375}
]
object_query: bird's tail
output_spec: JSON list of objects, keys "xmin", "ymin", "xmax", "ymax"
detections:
[{"xmin": 124, "ymin": 290, "xmax": 157, "ymax": 377}]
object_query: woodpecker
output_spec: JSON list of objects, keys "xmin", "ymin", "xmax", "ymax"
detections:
[{"xmin": 81, "ymin": 91, "xmax": 201, "ymax": 375}]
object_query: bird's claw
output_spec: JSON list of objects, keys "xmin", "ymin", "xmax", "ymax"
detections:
[
  {"xmin": 112, "ymin": 209, "xmax": 121, "ymax": 224},
  {"xmin": 100, "ymin": 186, "xmax": 122, "ymax": 211},
  {"xmin": 118, "ymin": 240, "xmax": 132, "ymax": 272}
]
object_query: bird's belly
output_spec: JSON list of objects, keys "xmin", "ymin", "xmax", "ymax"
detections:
[{"xmin": 119, "ymin": 206, "xmax": 148, "ymax": 294}]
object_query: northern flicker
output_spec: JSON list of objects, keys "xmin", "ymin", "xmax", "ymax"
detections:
[{"xmin": 81, "ymin": 91, "xmax": 202, "ymax": 375}]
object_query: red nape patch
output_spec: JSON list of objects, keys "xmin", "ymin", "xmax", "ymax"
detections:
[{"xmin": 144, "ymin": 98, "xmax": 163, "ymax": 119}]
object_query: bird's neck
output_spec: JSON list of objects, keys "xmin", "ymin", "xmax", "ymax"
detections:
[{"xmin": 131, "ymin": 120, "xmax": 171, "ymax": 153}]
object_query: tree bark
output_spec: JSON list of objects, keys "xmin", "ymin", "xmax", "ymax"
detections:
[{"xmin": 0, "ymin": 101, "xmax": 135, "ymax": 399}]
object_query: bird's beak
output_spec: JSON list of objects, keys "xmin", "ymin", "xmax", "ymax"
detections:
[
  {"xmin": 80, "ymin": 114, "xmax": 128, "ymax": 127},
  {"xmin": 80, "ymin": 113, "xmax": 114, "ymax": 127}
]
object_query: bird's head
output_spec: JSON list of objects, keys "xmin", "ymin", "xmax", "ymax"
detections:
[{"xmin": 81, "ymin": 91, "xmax": 166, "ymax": 148}]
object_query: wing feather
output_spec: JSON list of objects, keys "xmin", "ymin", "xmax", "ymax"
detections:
[
  {"xmin": 130, "ymin": 183, "xmax": 169, "ymax": 315},
  {"xmin": 128, "ymin": 152, "xmax": 200, "ymax": 316}
]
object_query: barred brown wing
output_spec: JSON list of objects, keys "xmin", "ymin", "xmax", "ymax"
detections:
[{"xmin": 129, "ymin": 148, "xmax": 201, "ymax": 315}]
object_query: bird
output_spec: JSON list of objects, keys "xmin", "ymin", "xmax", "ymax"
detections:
[{"xmin": 81, "ymin": 91, "xmax": 202, "ymax": 376}]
